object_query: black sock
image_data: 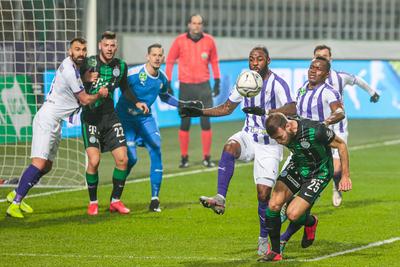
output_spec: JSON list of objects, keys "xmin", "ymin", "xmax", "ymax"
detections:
[
  {"xmin": 86, "ymin": 172, "xmax": 99, "ymax": 202},
  {"xmin": 111, "ymin": 168, "xmax": 128, "ymax": 200}
]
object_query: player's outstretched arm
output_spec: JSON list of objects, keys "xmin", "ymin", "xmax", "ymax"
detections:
[
  {"xmin": 242, "ymin": 102, "xmax": 296, "ymax": 116},
  {"xmin": 179, "ymin": 99, "xmax": 239, "ymax": 118},
  {"xmin": 343, "ymin": 73, "xmax": 380, "ymax": 103},
  {"xmin": 77, "ymin": 86, "xmax": 108, "ymax": 105},
  {"xmin": 329, "ymin": 135, "xmax": 351, "ymax": 192}
]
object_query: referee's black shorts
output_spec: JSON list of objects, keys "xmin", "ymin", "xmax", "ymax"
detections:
[{"xmin": 179, "ymin": 81, "xmax": 213, "ymax": 108}]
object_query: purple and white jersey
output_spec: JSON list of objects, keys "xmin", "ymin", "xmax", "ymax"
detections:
[
  {"xmin": 327, "ymin": 69, "xmax": 376, "ymax": 97},
  {"xmin": 44, "ymin": 57, "xmax": 85, "ymax": 121},
  {"xmin": 296, "ymin": 81, "xmax": 341, "ymax": 123},
  {"xmin": 327, "ymin": 69, "xmax": 376, "ymax": 135},
  {"xmin": 229, "ymin": 71, "xmax": 294, "ymax": 145}
]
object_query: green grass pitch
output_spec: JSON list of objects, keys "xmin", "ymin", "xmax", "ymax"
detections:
[{"xmin": 0, "ymin": 119, "xmax": 400, "ymax": 266}]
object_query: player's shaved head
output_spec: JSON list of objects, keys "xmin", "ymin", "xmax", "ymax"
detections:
[
  {"xmin": 250, "ymin": 46, "xmax": 269, "ymax": 59},
  {"xmin": 314, "ymin": 56, "xmax": 331, "ymax": 72}
]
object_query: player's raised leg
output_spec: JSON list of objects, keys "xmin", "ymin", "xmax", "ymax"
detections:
[{"xmin": 199, "ymin": 139, "xmax": 241, "ymax": 215}]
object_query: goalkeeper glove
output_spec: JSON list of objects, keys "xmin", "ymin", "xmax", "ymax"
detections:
[
  {"xmin": 370, "ymin": 92, "xmax": 380, "ymax": 103},
  {"xmin": 179, "ymin": 106, "xmax": 204, "ymax": 118},
  {"xmin": 179, "ymin": 100, "xmax": 204, "ymax": 109},
  {"xmin": 242, "ymin": 107, "xmax": 268, "ymax": 116},
  {"xmin": 212, "ymin": 78, "xmax": 220, "ymax": 97}
]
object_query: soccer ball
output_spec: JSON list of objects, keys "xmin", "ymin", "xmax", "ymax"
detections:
[{"xmin": 235, "ymin": 70, "xmax": 264, "ymax": 97}]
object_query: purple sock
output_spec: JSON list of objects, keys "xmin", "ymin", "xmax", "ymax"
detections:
[
  {"xmin": 14, "ymin": 164, "xmax": 43, "ymax": 203},
  {"xmin": 280, "ymin": 222, "xmax": 302, "ymax": 241},
  {"xmin": 258, "ymin": 201, "xmax": 268, "ymax": 238},
  {"xmin": 217, "ymin": 151, "xmax": 235, "ymax": 197}
]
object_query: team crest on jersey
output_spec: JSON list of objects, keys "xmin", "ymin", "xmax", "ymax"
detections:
[
  {"xmin": 113, "ymin": 67, "xmax": 120, "ymax": 77},
  {"xmin": 281, "ymin": 170, "xmax": 288, "ymax": 177},
  {"xmin": 201, "ymin": 52, "xmax": 208, "ymax": 59},
  {"xmin": 299, "ymin": 87, "xmax": 306, "ymax": 96},
  {"xmin": 300, "ymin": 140, "xmax": 310, "ymax": 149},
  {"xmin": 139, "ymin": 72, "xmax": 147, "ymax": 83}
]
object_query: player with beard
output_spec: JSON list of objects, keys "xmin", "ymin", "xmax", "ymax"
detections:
[
  {"xmin": 6, "ymin": 38, "xmax": 109, "ymax": 218},
  {"xmin": 179, "ymin": 46, "xmax": 296, "ymax": 256},
  {"xmin": 80, "ymin": 31, "xmax": 148, "ymax": 216},
  {"xmin": 257, "ymin": 112, "xmax": 351, "ymax": 262}
]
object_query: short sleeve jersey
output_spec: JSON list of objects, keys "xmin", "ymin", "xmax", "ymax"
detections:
[
  {"xmin": 229, "ymin": 71, "xmax": 294, "ymax": 145},
  {"xmin": 287, "ymin": 118, "xmax": 336, "ymax": 179},
  {"xmin": 45, "ymin": 57, "xmax": 85, "ymax": 120},
  {"xmin": 80, "ymin": 55, "xmax": 128, "ymax": 121}
]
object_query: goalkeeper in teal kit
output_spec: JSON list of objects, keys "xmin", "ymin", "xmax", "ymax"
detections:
[{"xmin": 116, "ymin": 44, "xmax": 202, "ymax": 212}]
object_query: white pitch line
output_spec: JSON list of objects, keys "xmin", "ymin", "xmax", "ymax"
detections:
[
  {"xmin": 1, "ymin": 237, "xmax": 399, "ymax": 262},
  {"xmin": 1, "ymin": 138, "xmax": 399, "ymax": 204},
  {"xmin": 0, "ymin": 252, "xmax": 243, "ymax": 262},
  {"xmin": 0, "ymin": 162, "xmax": 251, "ymax": 203},
  {"xmin": 349, "ymin": 139, "xmax": 400, "ymax": 151},
  {"xmin": 299, "ymin": 237, "xmax": 400, "ymax": 262}
]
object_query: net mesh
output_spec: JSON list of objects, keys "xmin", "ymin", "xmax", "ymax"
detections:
[{"xmin": 0, "ymin": 0, "xmax": 86, "ymax": 187}]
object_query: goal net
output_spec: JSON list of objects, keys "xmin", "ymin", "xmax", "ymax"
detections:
[{"xmin": 0, "ymin": 0, "xmax": 86, "ymax": 188}]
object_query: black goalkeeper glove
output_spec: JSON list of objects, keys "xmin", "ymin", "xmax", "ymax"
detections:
[
  {"xmin": 242, "ymin": 107, "xmax": 267, "ymax": 116},
  {"xmin": 179, "ymin": 106, "xmax": 204, "ymax": 118},
  {"xmin": 370, "ymin": 92, "xmax": 380, "ymax": 103},
  {"xmin": 179, "ymin": 100, "xmax": 204, "ymax": 109},
  {"xmin": 212, "ymin": 78, "xmax": 220, "ymax": 97}
]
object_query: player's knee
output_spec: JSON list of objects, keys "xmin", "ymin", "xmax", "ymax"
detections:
[
  {"xmin": 42, "ymin": 161, "xmax": 53, "ymax": 174},
  {"xmin": 257, "ymin": 189, "xmax": 271, "ymax": 203},
  {"xmin": 116, "ymin": 155, "xmax": 128, "ymax": 168},
  {"xmin": 87, "ymin": 156, "xmax": 100, "ymax": 170},
  {"xmin": 268, "ymin": 199, "xmax": 283, "ymax": 212},
  {"xmin": 287, "ymin": 211, "xmax": 301, "ymax": 222},
  {"xmin": 223, "ymin": 142, "xmax": 240, "ymax": 158}
]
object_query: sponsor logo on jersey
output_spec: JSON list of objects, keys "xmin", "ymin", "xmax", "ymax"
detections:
[
  {"xmin": 304, "ymin": 192, "xmax": 313, "ymax": 197},
  {"xmin": 299, "ymin": 86, "xmax": 306, "ymax": 96}
]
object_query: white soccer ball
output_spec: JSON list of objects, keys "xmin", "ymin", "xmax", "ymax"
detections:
[{"xmin": 235, "ymin": 70, "xmax": 264, "ymax": 97}]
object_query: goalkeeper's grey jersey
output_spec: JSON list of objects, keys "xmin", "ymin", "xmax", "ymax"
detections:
[{"xmin": 44, "ymin": 57, "xmax": 84, "ymax": 121}]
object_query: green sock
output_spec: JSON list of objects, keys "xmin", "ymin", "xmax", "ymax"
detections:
[{"xmin": 266, "ymin": 208, "xmax": 282, "ymax": 253}]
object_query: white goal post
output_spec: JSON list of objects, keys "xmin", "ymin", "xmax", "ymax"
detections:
[{"xmin": 0, "ymin": 0, "xmax": 94, "ymax": 188}]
